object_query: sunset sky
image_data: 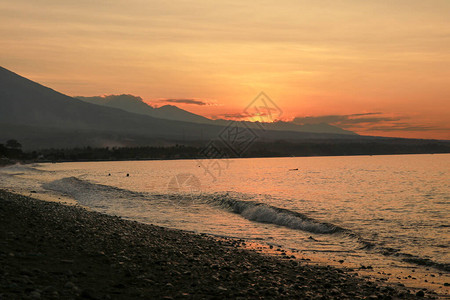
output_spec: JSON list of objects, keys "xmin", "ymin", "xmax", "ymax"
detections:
[{"xmin": 1, "ymin": 0, "xmax": 449, "ymax": 139}]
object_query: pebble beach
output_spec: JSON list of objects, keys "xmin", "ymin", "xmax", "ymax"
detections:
[{"xmin": 0, "ymin": 189, "xmax": 431, "ymax": 299}]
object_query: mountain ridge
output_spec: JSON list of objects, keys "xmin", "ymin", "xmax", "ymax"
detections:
[
  {"xmin": 76, "ymin": 94, "xmax": 356, "ymax": 136},
  {"xmin": 76, "ymin": 95, "xmax": 212, "ymax": 124}
]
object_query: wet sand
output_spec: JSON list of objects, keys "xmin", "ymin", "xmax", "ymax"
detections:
[{"xmin": 0, "ymin": 189, "xmax": 432, "ymax": 299}]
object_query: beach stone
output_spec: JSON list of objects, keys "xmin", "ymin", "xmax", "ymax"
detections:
[
  {"xmin": 43, "ymin": 286, "xmax": 56, "ymax": 293},
  {"xmin": 29, "ymin": 291, "xmax": 41, "ymax": 299},
  {"xmin": 81, "ymin": 288, "xmax": 98, "ymax": 299},
  {"xmin": 113, "ymin": 283, "xmax": 125, "ymax": 289},
  {"xmin": 416, "ymin": 290, "xmax": 425, "ymax": 297},
  {"xmin": 49, "ymin": 290, "xmax": 59, "ymax": 298},
  {"xmin": 330, "ymin": 288, "xmax": 339, "ymax": 295},
  {"xmin": 20, "ymin": 268, "xmax": 32, "ymax": 276},
  {"xmin": 64, "ymin": 281, "xmax": 76, "ymax": 290}
]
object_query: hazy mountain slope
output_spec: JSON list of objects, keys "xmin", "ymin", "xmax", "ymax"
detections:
[
  {"xmin": 76, "ymin": 95, "xmax": 151, "ymax": 115},
  {"xmin": 0, "ymin": 67, "xmax": 221, "ymax": 140},
  {"xmin": 77, "ymin": 95, "xmax": 213, "ymax": 124},
  {"xmin": 152, "ymin": 105, "xmax": 213, "ymax": 124}
]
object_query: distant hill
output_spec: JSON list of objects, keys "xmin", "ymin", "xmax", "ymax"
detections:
[
  {"xmin": 0, "ymin": 66, "xmax": 364, "ymax": 150},
  {"xmin": 77, "ymin": 95, "xmax": 356, "ymax": 136},
  {"xmin": 0, "ymin": 67, "xmax": 221, "ymax": 148}
]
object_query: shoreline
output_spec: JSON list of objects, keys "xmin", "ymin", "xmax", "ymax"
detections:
[
  {"xmin": 2, "ymin": 152, "xmax": 449, "ymax": 168},
  {"xmin": 0, "ymin": 189, "xmax": 431, "ymax": 299}
]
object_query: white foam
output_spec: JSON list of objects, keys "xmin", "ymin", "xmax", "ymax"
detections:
[
  {"xmin": 241, "ymin": 205, "xmax": 333, "ymax": 233},
  {"xmin": 207, "ymin": 195, "xmax": 341, "ymax": 234}
]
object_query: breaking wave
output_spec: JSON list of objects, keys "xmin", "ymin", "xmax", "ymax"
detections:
[
  {"xmin": 0, "ymin": 163, "xmax": 48, "ymax": 175},
  {"xmin": 42, "ymin": 177, "xmax": 147, "ymax": 210},
  {"xmin": 205, "ymin": 194, "xmax": 345, "ymax": 234}
]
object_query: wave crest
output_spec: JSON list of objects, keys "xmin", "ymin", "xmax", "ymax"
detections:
[{"xmin": 207, "ymin": 195, "xmax": 344, "ymax": 234}]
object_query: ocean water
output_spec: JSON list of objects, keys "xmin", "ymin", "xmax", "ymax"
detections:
[{"xmin": 1, "ymin": 154, "xmax": 449, "ymax": 293}]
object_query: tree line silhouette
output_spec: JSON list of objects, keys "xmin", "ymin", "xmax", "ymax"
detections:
[{"xmin": 1, "ymin": 138, "xmax": 449, "ymax": 166}]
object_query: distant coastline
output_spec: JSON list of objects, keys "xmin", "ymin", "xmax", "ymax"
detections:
[{"xmin": 1, "ymin": 138, "xmax": 449, "ymax": 166}]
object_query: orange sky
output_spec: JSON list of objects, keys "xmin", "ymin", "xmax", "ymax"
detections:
[{"xmin": 1, "ymin": 0, "xmax": 449, "ymax": 139}]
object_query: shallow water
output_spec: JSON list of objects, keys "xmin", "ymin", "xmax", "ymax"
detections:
[{"xmin": 1, "ymin": 154, "xmax": 449, "ymax": 294}]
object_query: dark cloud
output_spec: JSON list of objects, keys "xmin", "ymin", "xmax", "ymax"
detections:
[
  {"xmin": 367, "ymin": 124, "xmax": 450, "ymax": 132},
  {"xmin": 292, "ymin": 112, "xmax": 446, "ymax": 133},
  {"xmin": 213, "ymin": 111, "xmax": 274, "ymax": 120},
  {"xmin": 292, "ymin": 112, "xmax": 388, "ymax": 126},
  {"xmin": 104, "ymin": 94, "xmax": 144, "ymax": 102},
  {"xmin": 76, "ymin": 94, "xmax": 146, "ymax": 103},
  {"xmin": 214, "ymin": 113, "xmax": 249, "ymax": 119},
  {"xmin": 161, "ymin": 98, "xmax": 209, "ymax": 106}
]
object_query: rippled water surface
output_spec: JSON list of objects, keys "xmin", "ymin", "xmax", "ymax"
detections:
[{"xmin": 1, "ymin": 154, "xmax": 449, "ymax": 292}]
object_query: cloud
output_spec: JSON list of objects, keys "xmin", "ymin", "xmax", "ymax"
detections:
[
  {"xmin": 76, "ymin": 94, "xmax": 146, "ymax": 103},
  {"xmin": 213, "ymin": 110, "xmax": 276, "ymax": 121},
  {"xmin": 103, "ymin": 94, "xmax": 144, "ymax": 102},
  {"xmin": 292, "ymin": 112, "xmax": 447, "ymax": 133},
  {"xmin": 160, "ymin": 98, "xmax": 209, "ymax": 106},
  {"xmin": 292, "ymin": 112, "xmax": 390, "ymax": 126},
  {"xmin": 367, "ymin": 123, "xmax": 450, "ymax": 132},
  {"xmin": 213, "ymin": 112, "xmax": 249, "ymax": 120}
]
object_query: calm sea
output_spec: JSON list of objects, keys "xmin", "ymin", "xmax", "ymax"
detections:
[{"xmin": 1, "ymin": 154, "xmax": 449, "ymax": 293}]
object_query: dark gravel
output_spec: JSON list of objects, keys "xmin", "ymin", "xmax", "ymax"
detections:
[{"xmin": 0, "ymin": 189, "xmax": 428, "ymax": 299}]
